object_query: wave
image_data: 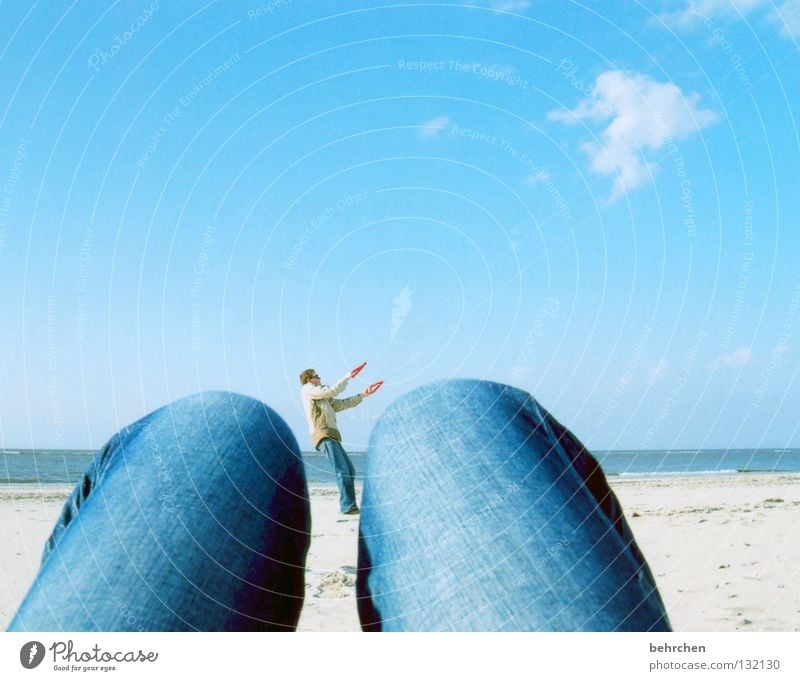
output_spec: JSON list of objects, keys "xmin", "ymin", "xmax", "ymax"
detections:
[
  {"xmin": 1, "ymin": 477, "xmax": 68, "ymax": 484},
  {"xmin": 618, "ymin": 469, "xmax": 740, "ymax": 477}
]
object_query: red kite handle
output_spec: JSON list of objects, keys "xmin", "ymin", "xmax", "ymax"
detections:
[{"xmin": 364, "ymin": 380, "xmax": 383, "ymax": 396}]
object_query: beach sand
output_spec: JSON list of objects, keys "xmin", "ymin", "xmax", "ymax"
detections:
[{"xmin": 1, "ymin": 473, "xmax": 798, "ymax": 631}]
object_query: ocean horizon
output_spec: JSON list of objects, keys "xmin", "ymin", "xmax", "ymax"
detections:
[{"xmin": 1, "ymin": 448, "xmax": 799, "ymax": 486}]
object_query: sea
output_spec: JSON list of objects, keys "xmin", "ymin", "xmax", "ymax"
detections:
[{"xmin": 1, "ymin": 448, "xmax": 799, "ymax": 486}]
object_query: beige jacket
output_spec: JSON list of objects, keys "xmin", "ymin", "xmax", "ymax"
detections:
[{"xmin": 301, "ymin": 372, "xmax": 364, "ymax": 449}]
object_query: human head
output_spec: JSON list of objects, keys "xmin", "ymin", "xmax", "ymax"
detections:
[{"xmin": 299, "ymin": 368, "xmax": 320, "ymax": 385}]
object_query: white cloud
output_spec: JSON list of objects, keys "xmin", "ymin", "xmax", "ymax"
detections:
[
  {"xmin": 466, "ymin": 0, "xmax": 531, "ymax": 11},
  {"xmin": 659, "ymin": 0, "xmax": 766, "ymax": 28},
  {"xmin": 712, "ymin": 346, "xmax": 754, "ymax": 368},
  {"xmin": 771, "ymin": 0, "xmax": 800, "ymax": 37},
  {"xmin": 549, "ymin": 70, "xmax": 717, "ymax": 201},
  {"xmin": 390, "ymin": 286, "xmax": 413, "ymax": 341},
  {"xmin": 658, "ymin": 0, "xmax": 800, "ymax": 38},
  {"xmin": 490, "ymin": 1, "xmax": 532, "ymax": 11},
  {"xmin": 417, "ymin": 115, "xmax": 452, "ymax": 138},
  {"xmin": 526, "ymin": 169, "xmax": 551, "ymax": 185},
  {"xmin": 648, "ymin": 359, "xmax": 669, "ymax": 381}
]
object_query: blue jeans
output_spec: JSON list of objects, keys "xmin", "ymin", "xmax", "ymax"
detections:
[
  {"xmin": 9, "ymin": 392, "xmax": 310, "ymax": 631},
  {"xmin": 316, "ymin": 438, "xmax": 358, "ymax": 513},
  {"xmin": 357, "ymin": 380, "xmax": 670, "ymax": 631},
  {"xmin": 9, "ymin": 381, "xmax": 670, "ymax": 631}
]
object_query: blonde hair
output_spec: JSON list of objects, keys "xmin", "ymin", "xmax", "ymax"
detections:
[{"xmin": 299, "ymin": 368, "xmax": 317, "ymax": 385}]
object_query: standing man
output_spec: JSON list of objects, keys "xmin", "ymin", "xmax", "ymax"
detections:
[{"xmin": 299, "ymin": 363, "xmax": 382, "ymax": 514}]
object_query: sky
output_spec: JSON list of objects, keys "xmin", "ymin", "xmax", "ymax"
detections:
[{"xmin": 0, "ymin": 0, "xmax": 798, "ymax": 452}]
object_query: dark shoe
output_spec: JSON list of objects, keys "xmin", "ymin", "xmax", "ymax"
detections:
[{"xmin": 342, "ymin": 506, "xmax": 360, "ymax": 515}]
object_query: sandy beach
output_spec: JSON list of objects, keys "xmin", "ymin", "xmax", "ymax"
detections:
[{"xmin": 1, "ymin": 474, "xmax": 798, "ymax": 632}]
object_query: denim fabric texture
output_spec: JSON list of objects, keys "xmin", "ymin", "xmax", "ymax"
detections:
[
  {"xmin": 9, "ymin": 392, "xmax": 310, "ymax": 631},
  {"xmin": 356, "ymin": 379, "xmax": 671, "ymax": 631},
  {"xmin": 316, "ymin": 437, "xmax": 358, "ymax": 513},
  {"xmin": 9, "ymin": 381, "xmax": 670, "ymax": 632}
]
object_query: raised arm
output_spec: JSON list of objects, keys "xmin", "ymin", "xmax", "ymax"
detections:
[
  {"xmin": 331, "ymin": 394, "xmax": 364, "ymax": 412},
  {"xmin": 304, "ymin": 373, "xmax": 351, "ymax": 400}
]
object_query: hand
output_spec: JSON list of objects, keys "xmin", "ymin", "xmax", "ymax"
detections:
[
  {"xmin": 351, "ymin": 361, "xmax": 367, "ymax": 378},
  {"xmin": 363, "ymin": 380, "xmax": 383, "ymax": 397}
]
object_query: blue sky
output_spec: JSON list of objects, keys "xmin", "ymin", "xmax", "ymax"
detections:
[{"xmin": 0, "ymin": 0, "xmax": 798, "ymax": 451}]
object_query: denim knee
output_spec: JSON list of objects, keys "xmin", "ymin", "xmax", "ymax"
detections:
[
  {"xmin": 165, "ymin": 390, "xmax": 298, "ymax": 448},
  {"xmin": 13, "ymin": 390, "xmax": 311, "ymax": 632},
  {"xmin": 367, "ymin": 378, "xmax": 626, "ymax": 543},
  {"xmin": 368, "ymin": 378, "xmax": 549, "ymax": 467},
  {"xmin": 358, "ymin": 379, "xmax": 670, "ymax": 631},
  {"xmin": 142, "ymin": 390, "xmax": 303, "ymax": 479}
]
